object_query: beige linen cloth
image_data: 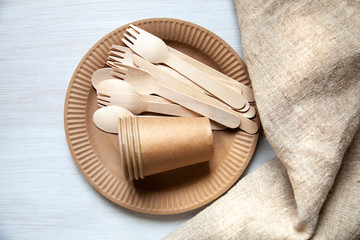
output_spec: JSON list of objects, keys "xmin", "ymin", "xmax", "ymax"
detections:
[{"xmin": 165, "ymin": 0, "xmax": 360, "ymax": 239}]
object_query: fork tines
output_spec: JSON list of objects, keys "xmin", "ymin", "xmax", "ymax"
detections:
[
  {"xmin": 109, "ymin": 50, "xmax": 124, "ymax": 59},
  {"xmin": 111, "ymin": 45, "xmax": 127, "ymax": 53},
  {"xmin": 110, "ymin": 67, "xmax": 127, "ymax": 80},
  {"xmin": 122, "ymin": 25, "xmax": 140, "ymax": 45},
  {"xmin": 107, "ymin": 58, "xmax": 123, "ymax": 68},
  {"xmin": 127, "ymin": 25, "xmax": 141, "ymax": 35},
  {"xmin": 97, "ymin": 94, "xmax": 111, "ymax": 108},
  {"xmin": 108, "ymin": 45, "xmax": 135, "ymax": 68},
  {"xmin": 107, "ymin": 61, "xmax": 127, "ymax": 73}
]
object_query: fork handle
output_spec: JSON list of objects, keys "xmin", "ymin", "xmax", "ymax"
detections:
[
  {"xmin": 163, "ymin": 53, "xmax": 247, "ymax": 110},
  {"xmin": 168, "ymin": 46, "xmax": 255, "ymax": 102}
]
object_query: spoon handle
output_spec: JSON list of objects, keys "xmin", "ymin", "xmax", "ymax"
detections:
[
  {"xmin": 163, "ymin": 53, "xmax": 247, "ymax": 109},
  {"xmin": 156, "ymin": 85, "xmax": 241, "ymax": 128},
  {"xmin": 144, "ymin": 97, "xmax": 200, "ymax": 117}
]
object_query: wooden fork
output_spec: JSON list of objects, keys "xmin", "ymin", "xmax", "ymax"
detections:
[
  {"xmin": 122, "ymin": 25, "xmax": 247, "ymax": 110},
  {"xmin": 109, "ymin": 45, "xmax": 255, "ymax": 103},
  {"xmin": 107, "ymin": 46, "xmax": 254, "ymax": 114}
]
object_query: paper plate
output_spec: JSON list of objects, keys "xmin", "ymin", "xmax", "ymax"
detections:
[{"xmin": 64, "ymin": 18, "xmax": 259, "ymax": 215}]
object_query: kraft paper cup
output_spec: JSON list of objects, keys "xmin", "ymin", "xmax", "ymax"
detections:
[{"xmin": 118, "ymin": 116, "xmax": 214, "ymax": 180}]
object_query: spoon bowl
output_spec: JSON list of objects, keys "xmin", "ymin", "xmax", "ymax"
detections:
[
  {"xmin": 93, "ymin": 106, "xmax": 134, "ymax": 133},
  {"xmin": 91, "ymin": 68, "xmax": 114, "ymax": 89},
  {"xmin": 97, "ymin": 79, "xmax": 139, "ymax": 95}
]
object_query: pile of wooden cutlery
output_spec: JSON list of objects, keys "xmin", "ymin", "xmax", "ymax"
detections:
[{"xmin": 92, "ymin": 24, "xmax": 258, "ymax": 134}]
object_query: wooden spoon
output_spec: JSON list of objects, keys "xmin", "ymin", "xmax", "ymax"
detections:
[
  {"xmin": 97, "ymin": 80, "xmax": 200, "ymax": 117},
  {"xmin": 102, "ymin": 64, "xmax": 242, "ymax": 128},
  {"xmin": 91, "ymin": 68, "xmax": 114, "ymax": 89},
  {"xmin": 93, "ymin": 105, "xmax": 134, "ymax": 133}
]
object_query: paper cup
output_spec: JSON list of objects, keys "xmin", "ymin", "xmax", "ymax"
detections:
[{"xmin": 118, "ymin": 116, "xmax": 213, "ymax": 180}]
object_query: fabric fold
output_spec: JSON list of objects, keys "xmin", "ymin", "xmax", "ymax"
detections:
[{"xmin": 165, "ymin": 0, "xmax": 360, "ymax": 239}]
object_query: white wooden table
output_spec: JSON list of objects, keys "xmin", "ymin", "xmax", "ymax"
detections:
[{"xmin": 0, "ymin": 0, "xmax": 276, "ymax": 239}]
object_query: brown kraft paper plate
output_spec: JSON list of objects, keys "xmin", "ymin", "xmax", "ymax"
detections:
[{"xmin": 64, "ymin": 18, "xmax": 259, "ymax": 215}]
